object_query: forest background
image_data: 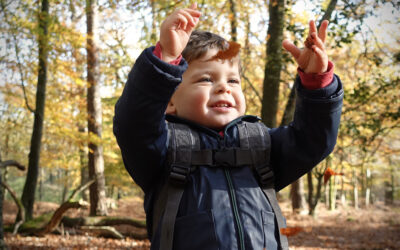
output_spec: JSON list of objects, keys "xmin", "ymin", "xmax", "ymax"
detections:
[{"xmin": 0, "ymin": 0, "xmax": 399, "ymax": 248}]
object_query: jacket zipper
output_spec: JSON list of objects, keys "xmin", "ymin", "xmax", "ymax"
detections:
[
  {"xmin": 224, "ymin": 169, "xmax": 245, "ymax": 250},
  {"xmin": 219, "ymin": 132, "xmax": 245, "ymax": 250}
]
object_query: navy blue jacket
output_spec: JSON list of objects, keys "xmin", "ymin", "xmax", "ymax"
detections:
[{"xmin": 113, "ymin": 47, "xmax": 343, "ymax": 250}]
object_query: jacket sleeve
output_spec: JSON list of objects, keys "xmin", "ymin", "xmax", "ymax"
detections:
[
  {"xmin": 270, "ymin": 74, "xmax": 344, "ymax": 191},
  {"xmin": 113, "ymin": 47, "xmax": 188, "ymax": 193}
]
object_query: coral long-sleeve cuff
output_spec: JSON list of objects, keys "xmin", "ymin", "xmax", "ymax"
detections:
[
  {"xmin": 153, "ymin": 41, "xmax": 182, "ymax": 65},
  {"xmin": 297, "ymin": 61, "xmax": 334, "ymax": 90}
]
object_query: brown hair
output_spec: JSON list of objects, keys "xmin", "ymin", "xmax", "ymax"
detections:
[{"xmin": 182, "ymin": 30, "xmax": 231, "ymax": 63}]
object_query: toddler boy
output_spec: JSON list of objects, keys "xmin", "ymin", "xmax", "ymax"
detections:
[{"xmin": 114, "ymin": 3, "xmax": 343, "ymax": 250}]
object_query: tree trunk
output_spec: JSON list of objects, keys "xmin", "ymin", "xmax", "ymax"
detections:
[
  {"xmin": 20, "ymin": 0, "xmax": 49, "ymax": 221},
  {"xmin": 390, "ymin": 165, "xmax": 395, "ymax": 204},
  {"xmin": 228, "ymin": 0, "xmax": 238, "ymax": 42},
  {"xmin": 329, "ymin": 175, "xmax": 336, "ymax": 210},
  {"xmin": 307, "ymin": 172, "xmax": 313, "ymax": 213},
  {"xmin": 353, "ymin": 168, "xmax": 359, "ymax": 209},
  {"xmin": 79, "ymin": 137, "xmax": 89, "ymax": 201},
  {"xmin": 61, "ymin": 169, "xmax": 69, "ymax": 203},
  {"xmin": 290, "ymin": 178, "xmax": 306, "ymax": 213},
  {"xmin": 365, "ymin": 168, "xmax": 371, "ymax": 206},
  {"xmin": 261, "ymin": 0, "xmax": 285, "ymax": 128},
  {"xmin": 0, "ymin": 167, "xmax": 4, "ymax": 247},
  {"xmin": 86, "ymin": 0, "xmax": 107, "ymax": 216},
  {"xmin": 309, "ymin": 172, "xmax": 323, "ymax": 216},
  {"xmin": 38, "ymin": 168, "xmax": 43, "ymax": 201}
]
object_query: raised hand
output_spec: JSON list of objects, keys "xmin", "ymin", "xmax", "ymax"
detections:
[
  {"xmin": 159, "ymin": 3, "xmax": 201, "ymax": 62},
  {"xmin": 282, "ymin": 20, "xmax": 329, "ymax": 74}
]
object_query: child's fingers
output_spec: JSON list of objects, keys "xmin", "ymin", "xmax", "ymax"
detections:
[
  {"xmin": 310, "ymin": 32, "xmax": 325, "ymax": 51},
  {"xmin": 311, "ymin": 45, "xmax": 327, "ymax": 69},
  {"xmin": 282, "ymin": 40, "xmax": 301, "ymax": 59},
  {"xmin": 174, "ymin": 13, "xmax": 189, "ymax": 30},
  {"xmin": 184, "ymin": 8, "xmax": 202, "ymax": 18},
  {"xmin": 189, "ymin": 2, "xmax": 197, "ymax": 10},
  {"xmin": 309, "ymin": 20, "xmax": 317, "ymax": 37},
  {"xmin": 318, "ymin": 20, "xmax": 329, "ymax": 43},
  {"xmin": 175, "ymin": 9, "xmax": 197, "ymax": 28}
]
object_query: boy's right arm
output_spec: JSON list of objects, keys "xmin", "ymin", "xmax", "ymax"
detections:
[
  {"xmin": 113, "ymin": 48, "xmax": 187, "ymax": 192},
  {"xmin": 113, "ymin": 4, "xmax": 200, "ymax": 193}
]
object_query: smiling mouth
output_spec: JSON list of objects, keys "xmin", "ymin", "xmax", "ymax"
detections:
[
  {"xmin": 211, "ymin": 101, "xmax": 232, "ymax": 108},
  {"xmin": 214, "ymin": 103, "xmax": 231, "ymax": 108},
  {"xmin": 211, "ymin": 101, "xmax": 234, "ymax": 112}
]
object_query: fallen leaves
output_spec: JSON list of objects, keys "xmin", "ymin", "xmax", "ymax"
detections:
[
  {"xmin": 281, "ymin": 226, "xmax": 312, "ymax": 237},
  {"xmin": 210, "ymin": 41, "xmax": 241, "ymax": 61},
  {"xmin": 324, "ymin": 167, "xmax": 344, "ymax": 185}
]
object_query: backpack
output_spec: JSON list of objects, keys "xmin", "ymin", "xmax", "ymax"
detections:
[{"xmin": 152, "ymin": 121, "xmax": 289, "ymax": 250}]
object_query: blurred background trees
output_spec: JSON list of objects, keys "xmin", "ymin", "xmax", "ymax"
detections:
[{"xmin": 0, "ymin": 0, "xmax": 399, "ymax": 224}]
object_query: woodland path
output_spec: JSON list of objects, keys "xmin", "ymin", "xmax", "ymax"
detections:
[{"xmin": 4, "ymin": 198, "xmax": 400, "ymax": 249}]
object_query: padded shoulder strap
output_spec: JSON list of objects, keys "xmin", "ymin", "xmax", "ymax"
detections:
[
  {"xmin": 237, "ymin": 121, "xmax": 289, "ymax": 250},
  {"xmin": 154, "ymin": 123, "xmax": 200, "ymax": 250}
]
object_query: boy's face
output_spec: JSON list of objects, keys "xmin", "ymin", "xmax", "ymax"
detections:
[{"xmin": 166, "ymin": 48, "xmax": 246, "ymax": 129}]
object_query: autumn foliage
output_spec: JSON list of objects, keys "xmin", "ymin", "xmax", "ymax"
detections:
[{"xmin": 323, "ymin": 167, "xmax": 344, "ymax": 185}]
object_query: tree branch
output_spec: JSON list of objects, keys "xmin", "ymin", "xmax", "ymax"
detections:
[
  {"xmin": 242, "ymin": 74, "xmax": 262, "ymax": 103},
  {"xmin": 0, "ymin": 160, "xmax": 25, "ymax": 171},
  {"xmin": 67, "ymin": 178, "xmax": 96, "ymax": 201},
  {"xmin": 1, "ymin": 181, "xmax": 24, "ymax": 234}
]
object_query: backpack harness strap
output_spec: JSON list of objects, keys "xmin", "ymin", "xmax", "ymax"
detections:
[
  {"xmin": 237, "ymin": 122, "xmax": 289, "ymax": 250},
  {"xmin": 156, "ymin": 121, "xmax": 288, "ymax": 250},
  {"xmin": 159, "ymin": 123, "xmax": 199, "ymax": 250}
]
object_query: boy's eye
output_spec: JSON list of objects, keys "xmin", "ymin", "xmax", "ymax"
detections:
[
  {"xmin": 228, "ymin": 79, "xmax": 240, "ymax": 84},
  {"xmin": 199, "ymin": 77, "xmax": 212, "ymax": 83}
]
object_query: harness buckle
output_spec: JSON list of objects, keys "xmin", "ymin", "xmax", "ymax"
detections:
[
  {"xmin": 169, "ymin": 164, "xmax": 191, "ymax": 186},
  {"xmin": 213, "ymin": 148, "xmax": 236, "ymax": 167},
  {"xmin": 256, "ymin": 164, "xmax": 274, "ymax": 188}
]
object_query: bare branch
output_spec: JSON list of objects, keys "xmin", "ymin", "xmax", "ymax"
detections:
[
  {"xmin": 0, "ymin": 160, "xmax": 26, "ymax": 170},
  {"xmin": 1, "ymin": 181, "xmax": 25, "ymax": 234},
  {"xmin": 67, "ymin": 178, "xmax": 96, "ymax": 201},
  {"xmin": 242, "ymin": 74, "xmax": 262, "ymax": 103}
]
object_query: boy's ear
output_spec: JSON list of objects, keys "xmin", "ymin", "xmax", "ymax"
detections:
[{"xmin": 166, "ymin": 100, "xmax": 177, "ymax": 115}]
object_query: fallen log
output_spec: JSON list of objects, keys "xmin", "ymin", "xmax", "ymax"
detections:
[
  {"xmin": 80, "ymin": 226, "xmax": 124, "ymax": 239},
  {"xmin": 37, "ymin": 200, "xmax": 89, "ymax": 235},
  {"xmin": 62, "ymin": 216, "xmax": 146, "ymax": 229}
]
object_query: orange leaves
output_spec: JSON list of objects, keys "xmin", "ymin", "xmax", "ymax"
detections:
[
  {"xmin": 210, "ymin": 41, "xmax": 241, "ymax": 61},
  {"xmin": 324, "ymin": 167, "xmax": 344, "ymax": 185},
  {"xmin": 280, "ymin": 226, "xmax": 312, "ymax": 237}
]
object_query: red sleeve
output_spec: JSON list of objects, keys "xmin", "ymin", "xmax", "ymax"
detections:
[
  {"xmin": 297, "ymin": 61, "xmax": 334, "ymax": 90},
  {"xmin": 153, "ymin": 41, "xmax": 182, "ymax": 65}
]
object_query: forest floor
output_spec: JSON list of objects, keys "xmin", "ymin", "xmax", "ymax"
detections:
[{"xmin": 3, "ymin": 197, "xmax": 400, "ymax": 249}]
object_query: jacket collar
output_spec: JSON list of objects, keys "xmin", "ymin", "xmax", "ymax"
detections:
[{"xmin": 165, "ymin": 114, "xmax": 261, "ymax": 137}]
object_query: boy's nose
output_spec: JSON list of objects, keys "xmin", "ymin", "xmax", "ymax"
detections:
[{"xmin": 215, "ymin": 82, "xmax": 231, "ymax": 94}]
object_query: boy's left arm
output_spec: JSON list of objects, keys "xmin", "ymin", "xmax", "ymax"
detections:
[{"xmin": 271, "ymin": 20, "xmax": 344, "ymax": 191}]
